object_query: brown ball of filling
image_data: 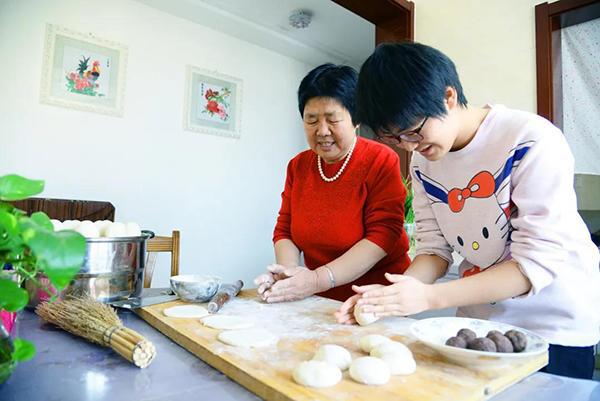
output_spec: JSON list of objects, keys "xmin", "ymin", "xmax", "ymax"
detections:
[
  {"xmin": 467, "ymin": 337, "xmax": 497, "ymax": 352},
  {"xmin": 486, "ymin": 330, "xmax": 503, "ymax": 338},
  {"xmin": 445, "ymin": 336, "xmax": 468, "ymax": 348},
  {"xmin": 487, "ymin": 333, "xmax": 514, "ymax": 353},
  {"xmin": 457, "ymin": 328, "xmax": 476, "ymax": 343},
  {"xmin": 504, "ymin": 330, "xmax": 527, "ymax": 352}
]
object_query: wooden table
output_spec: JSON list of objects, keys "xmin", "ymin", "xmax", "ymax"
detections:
[{"xmin": 137, "ymin": 290, "xmax": 548, "ymax": 401}]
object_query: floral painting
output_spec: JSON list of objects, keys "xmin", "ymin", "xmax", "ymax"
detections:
[
  {"xmin": 184, "ymin": 66, "xmax": 242, "ymax": 138},
  {"xmin": 40, "ymin": 24, "xmax": 128, "ymax": 117},
  {"xmin": 200, "ymin": 85, "xmax": 231, "ymax": 122}
]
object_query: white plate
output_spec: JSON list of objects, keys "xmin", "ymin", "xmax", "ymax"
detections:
[{"xmin": 410, "ymin": 317, "xmax": 548, "ymax": 368}]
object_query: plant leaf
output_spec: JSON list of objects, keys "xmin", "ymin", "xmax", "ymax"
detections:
[
  {"xmin": 0, "ymin": 210, "xmax": 20, "ymax": 251},
  {"xmin": 12, "ymin": 338, "xmax": 35, "ymax": 362},
  {"xmin": 0, "ymin": 279, "xmax": 29, "ymax": 311},
  {"xmin": 19, "ymin": 220, "xmax": 86, "ymax": 289},
  {"xmin": 0, "ymin": 175, "xmax": 44, "ymax": 201},
  {"xmin": 30, "ymin": 212, "xmax": 53, "ymax": 231}
]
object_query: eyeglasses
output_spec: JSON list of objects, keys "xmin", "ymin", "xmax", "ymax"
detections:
[{"xmin": 376, "ymin": 117, "xmax": 429, "ymax": 143}]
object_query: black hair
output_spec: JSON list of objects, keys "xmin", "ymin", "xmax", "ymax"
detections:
[
  {"xmin": 356, "ymin": 42, "xmax": 468, "ymax": 133},
  {"xmin": 298, "ymin": 63, "xmax": 358, "ymax": 124}
]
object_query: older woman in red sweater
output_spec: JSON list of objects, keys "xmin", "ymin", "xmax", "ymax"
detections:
[{"xmin": 254, "ymin": 64, "xmax": 411, "ymax": 303}]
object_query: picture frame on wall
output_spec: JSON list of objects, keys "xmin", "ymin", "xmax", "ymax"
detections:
[
  {"xmin": 184, "ymin": 65, "xmax": 243, "ymax": 139},
  {"xmin": 40, "ymin": 24, "xmax": 128, "ymax": 117}
]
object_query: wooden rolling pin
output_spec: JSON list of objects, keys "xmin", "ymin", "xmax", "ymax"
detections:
[{"xmin": 207, "ymin": 280, "xmax": 243, "ymax": 313}]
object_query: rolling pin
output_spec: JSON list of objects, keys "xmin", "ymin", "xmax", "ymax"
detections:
[{"xmin": 207, "ymin": 280, "xmax": 244, "ymax": 314}]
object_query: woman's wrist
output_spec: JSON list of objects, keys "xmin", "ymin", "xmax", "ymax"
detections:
[{"xmin": 315, "ymin": 265, "xmax": 335, "ymax": 292}]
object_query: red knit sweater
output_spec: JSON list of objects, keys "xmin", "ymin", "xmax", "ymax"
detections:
[{"xmin": 273, "ymin": 137, "xmax": 411, "ymax": 301}]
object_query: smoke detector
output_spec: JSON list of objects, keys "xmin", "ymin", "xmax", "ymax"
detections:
[{"xmin": 289, "ymin": 9, "xmax": 313, "ymax": 29}]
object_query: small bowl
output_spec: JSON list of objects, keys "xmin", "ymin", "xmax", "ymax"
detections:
[{"xmin": 170, "ymin": 275, "xmax": 221, "ymax": 303}]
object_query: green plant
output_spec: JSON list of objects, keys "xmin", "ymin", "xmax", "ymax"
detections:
[
  {"xmin": 0, "ymin": 174, "xmax": 86, "ymax": 383},
  {"xmin": 402, "ymin": 175, "xmax": 414, "ymax": 224}
]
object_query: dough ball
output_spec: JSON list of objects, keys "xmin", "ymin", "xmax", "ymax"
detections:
[
  {"xmin": 201, "ymin": 315, "xmax": 254, "ymax": 330},
  {"xmin": 62, "ymin": 220, "xmax": 81, "ymax": 230},
  {"xmin": 457, "ymin": 328, "xmax": 476, "ymax": 343},
  {"xmin": 370, "ymin": 341, "xmax": 412, "ymax": 360},
  {"xmin": 354, "ymin": 305, "xmax": 379, "ymax": 326},
  {"xmin": 349, "ymin": 357, "xmax": 390, "ymax": 385},
  {"xmin": 94, "ymin": 220, "xmax": 112, "ymax": 233},
  {"xmin": 104, "ymin": 222, "xmax": 127, "ymax": 237},
  {"xmin": 74, "ymin": 220, "xmax": 100, "ymax": 238},
  {"xmin": 467, "ymin": 337, "xmax": 497, "ymax": 352},
  {"xmin": 504, "ymin": 330, "xmax": 527, "ymax": 352},
  {"xmin": 487, "ymin": 332, "xmax": 514, "ymax": 353},
  {"xmin": 50, "ymin": 219, "xmax": 63, "ymax": 231},
  {"xmin": 445, "ymin": 336, "xmax": 467, "ymax": 348},
  {"xmin": 218, "ymin": 328, "xmax": 278, "ymax": 348},
  {"xmin": 163, "ymin": 305, "xmax": 209, "ymax": 318},
  {"xmin": 312, "ymin": 344, "xmax": 352, "ymax": 371},
  {"xmin": 124, "ymin": 222, "xmax": 141, "ymax": 237},
  {"xmin": 359, "ymin": 334, "xmax": 391, "ymax": 353},
  {"xmin": 378, "ymin": 352, "xmax": 416, "ymax": 375},
  {"xmin": 293, "ymin": 360, "xmax": 342, "ymax": 388}
]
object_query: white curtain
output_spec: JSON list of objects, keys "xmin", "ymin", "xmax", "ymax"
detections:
[{"xmin": 560, "ymin": 17, "xmax": 600, "ymax": 174}]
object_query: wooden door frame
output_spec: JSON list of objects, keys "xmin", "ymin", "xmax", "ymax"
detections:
[
  {"xmin": 535, "ymin": 0, "xmax": 600, "ymax": 122},
  {"xmin": 331, "ymin": 0, "xmax": 415, "ymax": 178}
]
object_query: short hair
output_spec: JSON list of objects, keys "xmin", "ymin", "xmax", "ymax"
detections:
[
  {"xmin": 298, "ymin": 63, "xmax": 359, "ymax": 124},
  {"xmin": 356, "ymin": 42, "xmax": 468, "ymax": 133}
]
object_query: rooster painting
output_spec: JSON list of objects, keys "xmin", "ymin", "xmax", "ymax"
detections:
[{"xmin": 65, "ymin": 56, "xmax": 103, "ymax": 96}]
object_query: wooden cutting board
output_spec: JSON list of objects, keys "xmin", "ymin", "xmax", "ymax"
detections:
[{"xmin": 137, "ymin": 290, "xmax": 547, "ymax": 401}]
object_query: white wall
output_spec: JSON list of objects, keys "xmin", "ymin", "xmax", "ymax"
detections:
[
  {"xmin": 413, "ymin": 0, "xmax": 541, "ymax": 113},
  {"xmin": 0, "ymin": 0, "xmax": 309, "ymax": 287}
]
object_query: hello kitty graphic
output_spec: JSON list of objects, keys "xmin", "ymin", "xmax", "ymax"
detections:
[{"xmin": 413, "ymin": 141, "xmax": 534, "ymax": 276}]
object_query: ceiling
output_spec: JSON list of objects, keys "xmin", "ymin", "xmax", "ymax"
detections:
[{"xmin": 134, "ymin": 0, "xmax": 375, "ymax": 69}]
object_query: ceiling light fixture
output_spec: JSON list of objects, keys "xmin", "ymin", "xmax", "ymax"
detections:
[{"xmin": 289, "ymin": 9, "xmax": 313, "ymax": 29}]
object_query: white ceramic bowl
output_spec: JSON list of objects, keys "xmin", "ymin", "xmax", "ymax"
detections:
[
  {"xmin": 410, "ymin": 317, "xmax": 548, "ymax": 368},
  {"xmin": 170, "ymin": 274, "xmax": 221, "ymax": 303}
]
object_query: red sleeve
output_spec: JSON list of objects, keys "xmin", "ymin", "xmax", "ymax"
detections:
[
  {"xmin": 273, "ymin": 158, "xmax": 295, "ymax": 243},
  {"xmin": 364, "ymin": 148, "xmax": 406, "ymax": 254}
]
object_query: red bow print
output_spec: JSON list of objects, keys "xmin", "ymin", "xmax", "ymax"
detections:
[
  {"xmin": 448, "ymin": 171, "xmax": 495, "ymax": 212},
  {"xmin": 462, "ymin": 266, "xmax": 481, "ymax": 277}
]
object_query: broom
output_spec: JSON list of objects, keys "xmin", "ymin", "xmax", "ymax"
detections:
[{"xmin": 36, "ymin": 296, "xmax": 156, "ymax": 368}]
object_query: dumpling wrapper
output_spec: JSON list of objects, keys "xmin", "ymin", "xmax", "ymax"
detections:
[
  {"xmin": 201, "ymin": 315, "xmax": 254, "ymax": 330},
  {"xmin": 218, "ymin": 328, "xmax": 278, "ymax": 348},
  {"xmin": 163, "ymin": 305, "xmax": 209, "ymax": 318}
]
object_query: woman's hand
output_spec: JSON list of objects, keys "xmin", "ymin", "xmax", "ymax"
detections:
[
  {"xmin": 262, "ymin": 265, "xmax": 318, "ymax": 303},
  {"xmin": 254, "ymin": 264, "xmax": 295, "ymax": 299},
  {"xmin": 354, "ymin": 273, "xmax": 434, "ymax": 317},
  {"xmin": 334, "ymin": 284, "xmax": 384, "ymax": 324}
]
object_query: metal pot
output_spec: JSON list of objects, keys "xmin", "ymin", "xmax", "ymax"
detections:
[{"xmin": 26, "ymin": 230, "xmax": 154, "ymax": 307}]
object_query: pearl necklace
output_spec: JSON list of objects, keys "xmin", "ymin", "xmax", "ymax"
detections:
[{"xmin": 317, "ymin": 137, "xmax": 357, "ymax": 182}]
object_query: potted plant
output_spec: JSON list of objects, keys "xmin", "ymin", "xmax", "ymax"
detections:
[
  {"xmin": 403, "ymin": 176, "xmax": 416, "ymax": 257},
  {"xmin": 0, "ymin": 174, "xmax": 86, "ymax": 383}
]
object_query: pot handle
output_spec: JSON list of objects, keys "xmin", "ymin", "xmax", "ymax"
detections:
[{"xmin": 142, "ymin": 230, "xmax": 155, "ymax": 239}]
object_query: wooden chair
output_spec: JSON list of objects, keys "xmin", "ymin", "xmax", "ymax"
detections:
[{"xmin": 144, "ymin": 230, "xmax": 180, "ymax": 288}]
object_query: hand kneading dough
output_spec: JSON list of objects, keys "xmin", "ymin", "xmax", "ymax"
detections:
[
  {"xmin": 359, "ymin": 334, "xmax": 391, "ymax": 353},
  {"xmin": 293, "ymin": 360, "xmax": 342, "ymax": 388},
  {"xmin": 354, "ymin": 306, "xmax": 380, "ymax": 326},
  {"xmin": 201, "ymin": 315, "xmax": 254, "ymax": 330},
  {"xmin": 218, "ymin": 328, "xmax": 278, "ymax": 348},
  {"xmin": 163, "ymin": 305, "xmax": 209, "ymax": 318},
  {"xmin": 312, "ymin": 344, "xmax": 352, "ymax": 370},
  {"xmin": 349, "ymin": 357, "xmax": 390, "ymax": 385}
]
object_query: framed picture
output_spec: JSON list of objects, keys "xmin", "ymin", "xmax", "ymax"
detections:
[
  {"xmin": 40, "ymin": 24, "xmax": 128, "ymax": 117},
  {"xmin": 184, "ymin": 66, "xmax": 243, "ymax": 139}
]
